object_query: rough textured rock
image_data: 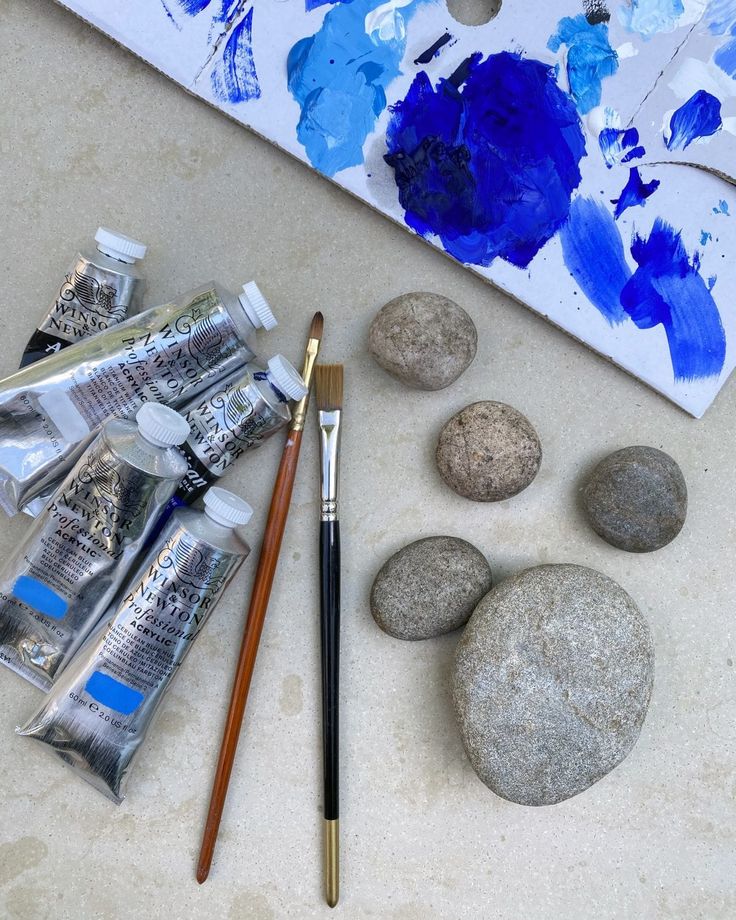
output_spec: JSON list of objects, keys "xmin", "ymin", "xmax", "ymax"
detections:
[
  {"xmin": 452, "ymin": 564, "xmax": 654, "ymax": 806},
  {"xmin": 436, "ymin": 401, "xmax": 542, "ymax": 502},
  {"xmin": 370, "ymin": 537, "xmax": 492, "ymax": 640},
  {"xmin": 582, "ymin": 446, "xmax": 687, "ymax": 552},
  {"xmin": 368, "ymin": 292, "xmax": 477, "ymax": 390}
]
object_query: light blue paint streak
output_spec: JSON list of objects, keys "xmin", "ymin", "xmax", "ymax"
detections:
[
  {"xmin": 714, "ymin": 198, "xmax": 730, "ymax": 213},
  {"xmin": 667, "ymin": 90, "xmax": 722, "ymax": 149},
  {"xmin": 701, "ymin": 229, "xmax": 712, "ymax": 244},
  {"xmin": 706, "ymin": 0, "xmax": 736, "ymax": 34},
  {"xmin": 548, "ymin": 15, "xmax": 618, "ymax": 114},
  {"xmin": 715, "ymin": 36, "xmax": 736, "ymax": 77},
  {"xmin": 560, "ymin": 196, "xmax": 631, "ymax": 324},
  {"xmin": 619, "ymin": 0, "xmax": 685, "ymax": 39},
  {"xmin": 287, "ymin": 0, "xmax": 425, "ymax": 177}
]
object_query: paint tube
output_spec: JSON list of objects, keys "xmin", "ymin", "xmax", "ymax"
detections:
[
  {"xmin": 149, "ymin": 354, "xmax": 308, "ymax": 541},
  {"xmin": 18, "ymin": 487, "xmax": 252, "ymax": 803},
  {"xmin": 0, "ymin": 279, "xmax": 276, "ymax": 517},
  {"xmin": 0, "ymin": 403, "xmax": 190, "ymax": 691},
  {"xmin": 20, "ymin": 228, "xmax": 147, "ymax": 367}
]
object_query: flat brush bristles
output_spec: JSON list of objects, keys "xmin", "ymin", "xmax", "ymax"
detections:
[{"xmin": 315, "ymin": 364, "xmax": 343, "ymax": 411}]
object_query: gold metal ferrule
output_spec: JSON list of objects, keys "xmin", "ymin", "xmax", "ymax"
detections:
[
  {"xmin": 291, "ymin": 336, "xmax": 321, "ymax": 432},
  {"xmin": 318, "ymin": 409, "xmax": 341, "ymax": 521},
  {"xmin": 324, "ymin": 818, "xmax": 339, "ymax": 908}
]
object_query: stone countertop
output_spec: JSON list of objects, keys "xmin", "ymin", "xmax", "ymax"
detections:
[{"xmin": 0, "ymin": 2, "xmax": 733, "ymax": 918}]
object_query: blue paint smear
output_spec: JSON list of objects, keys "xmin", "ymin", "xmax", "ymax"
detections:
[
  {"xmin": 701, "ymin": 229, "xmax": 712, "ymax": 244},
  {"xmin": 622, "ymin": 219, "xmax": 726, "ymax": 380},
  {"xmin": 548, "ymin": 15, "xmax": 618, "ymax": 114},
  {"xmin": 560, "ymin": 196, "xmax": 631, "ymax": 323},
  {"xmin": 287, "ymin": 0, "xmax": 424, "ymax": 177},
  {"xmin": 306, "ymin": 0, "xmax": 341, "ymax": 9},
  {"xmin": 12, "ymin": 576, "xmax": 68, "ymax": 620},
  {"xmin": 714, "ymin": 199, "xmax": 730, "ymax": 214},
  {"xmin": 667, "ymin": 90, "xmax": 722, "ymax": 149},
  {"xmin": 619, "ymin": 0, "xmax": 685, "ymax": 39},
  {"xmin": 708, "ymin": 274, "xmax": 718, "ymax": 290},
  {"xmin": 706, "ymin": 0, "xmax": 736, "ymax": 34},
  {"xmin": 174, "ymin": 0, "xmax": 212, "ymax": 12},
  {"xmin": 598, "ymin": 126, "xmax": 645, "ymax": 167},
  {"xmin": 211, "ymin": 6, "xmax": 260, "ymax": 104},
  {"xmin": 384, "ymin": 52, "xmax": 586, "ymax": 268},
  {"xmin": 715, "ymin": 37, "xmax": 736, "ymax": 77},
  {"xmin": 612, "ymin": 167, "xmax": 660, "ymax": 218},
  {"xmin": 85, "ymin": 672, "xmax": 144, "ymax": 716}
]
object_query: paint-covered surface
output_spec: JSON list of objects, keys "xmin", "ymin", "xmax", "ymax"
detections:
[{"xmin": 50, "ymin": 0, "xmax": 736, "ymax": 415}]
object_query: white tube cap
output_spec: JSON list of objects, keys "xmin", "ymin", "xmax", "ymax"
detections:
[
  {"xmin": 267, "ymin": 354, "xmax": 308, "ymax": 401},
  {"xmin": 204, "ymin": 487, "xmax": 253, "ymax": 528},
  {"xmin": 95, "ymin": 227, "xmax": 147, "ymax": 264},
  {"xmin": 136, "ymin": 403, "xmax": 190, "ymax": 447},
  {"xmin": 239, "ymin": 281, "xmax": 277, "ymax": 331}
]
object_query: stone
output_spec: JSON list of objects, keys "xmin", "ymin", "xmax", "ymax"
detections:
[
  {"xmin": 582, "ymin": 446, "xmax": 687, "ymax": 552},
  {"xmin": 368, "ymin": 292, "xmax": 477, "ymax": 390},
  {"xmin": 452, "ymin": 564, "xmax": 654, "ymax": 806},
  {"xmin": 370, "ymin": 536, "xmax": 493, "ymax": 640},
  {"xmin": 435, "ymin": 401, "xmax": 542, "ymax": 502}
]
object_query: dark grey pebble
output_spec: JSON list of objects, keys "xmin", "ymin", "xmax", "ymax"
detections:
[
  {"xmin": 452, "ymin": 564, "xmax": 654, "ymax": 806},
  {"xmin": 582, "ymin": 446, "xmax": 687, "ymax": 552},
  {"xmin": 368, "ymin": 292, "xmax": 477, "ymax": 390},
  {"xmin": 370, "ymin": 536, "xmax": 492, "ymax": 640}
]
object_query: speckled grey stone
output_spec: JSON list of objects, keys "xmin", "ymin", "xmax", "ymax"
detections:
[
  {"xmin": 435, "ymin": 401, "xmax": 542, "ymax": 502},
  {"xmin": 368, "ymin": 292, "xmax": 477, "ymax": 390},
  {"xmin": 452, "ymin": 564, "xmax": 654, "ymax": 806},
  {"xmin": 371, "ymin": 537, "xmax": 493, "ymax": 640},
  {"xmin": 582, "ymin": 446, "xmax": 687, "ymax": 553}
]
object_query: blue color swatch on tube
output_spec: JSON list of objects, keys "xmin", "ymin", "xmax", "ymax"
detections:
[
  {"xmin": 12, "ymin": 576, "xmax": 68, "ymax": 620},
  {"xmin": 86, "ymin": 671, "xmax": 144, "ymax": 715}
]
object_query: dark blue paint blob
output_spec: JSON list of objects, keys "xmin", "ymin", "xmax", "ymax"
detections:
[
  {"xmin": 384, "ymin": 52, "xmax": 586, "ymax": 268},
  {"xmin": 667, "ymin": 90, "xmax": 722, "ymax": 150},
  {"xmin": 414, "ymin": 31, "xmax": 453, "ymax": 65},
  {"xmin": 612, "ymin": 167, "xmax": 660, "ymax": 218},
  {"xmin": 560, "ymin": 196, "xmax": 630, "ymax": 324},
  {"xmin": 622, "ymin": 219, "xmax": 726, "ymax": 380},
  {"xmin": 211, "ymin": 6, "xmax": 260, "ymax": 104},
  {"xmin": 598, "ymin": 126, "xmax": 645, "ymax": 167}
]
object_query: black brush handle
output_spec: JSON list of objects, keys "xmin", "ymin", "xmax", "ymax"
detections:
[{"xmin": 320, "ymin": 519, "xmax": 340, "ymax": 821}]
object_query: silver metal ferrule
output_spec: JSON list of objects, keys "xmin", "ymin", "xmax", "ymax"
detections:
[{"xmin": 318, "ymin": 409, "xmax": 341, "ymax": 522}]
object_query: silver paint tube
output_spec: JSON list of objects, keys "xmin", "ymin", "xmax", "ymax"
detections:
[
  {"xmin": 18, "ymin": 487, "xmax": 252, "ymax": 803},
  {"xmin": 0, "ymin": 403, "xmax": 190, "ymax": 691},
  {"xmin": 161, "ymin": 354, "xmax": 307, "ymax": 520},
  {"xmin": 20, "ymin": 228, "xmax": 147, "ymax": 367},
  {"xmin": 0, "ymin": 280, "xmax": 276, "ymax": 516}
]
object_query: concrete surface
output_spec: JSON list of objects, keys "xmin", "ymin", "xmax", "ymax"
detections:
[{"xmin": 0, "ymin": 2, "xmax": 733, "ymax": 918}]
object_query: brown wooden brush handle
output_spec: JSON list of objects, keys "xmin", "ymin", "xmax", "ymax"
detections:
[{"xmin": 196, "ymin": 428, "xmax": 304, "ymax": 884}]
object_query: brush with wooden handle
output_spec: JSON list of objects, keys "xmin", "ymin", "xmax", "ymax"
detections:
[
  {"xmin": 196, "ymin": 311, "xmax": 323, "ymax": 884},
  {"xmin": 314, "ymin": 364, "xmax": 343, "ymax": 908}
]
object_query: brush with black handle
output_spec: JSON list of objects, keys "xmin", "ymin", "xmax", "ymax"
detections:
[{"xmin": 315, "ymin": 363, "xmax": 343, "ymax": 908}]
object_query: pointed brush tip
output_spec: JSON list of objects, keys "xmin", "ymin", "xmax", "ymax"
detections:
[
  {"xmin": 310, "ymin": 311, "xmax": 324, "ymax": 341},
  {"xmin": 195, "ymin": 865, "xmax": 210, "ymax": 885}
]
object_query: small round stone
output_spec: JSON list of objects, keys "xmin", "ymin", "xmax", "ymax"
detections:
[
  {"xmin": 452, "ymin": 564, "xmax": 654, "ymax": 806},
  {"xmin": 582, "ymin": 446, "xmax": 687, "ymax": 552},
  {"xmin": 436, "ymin": 401, "xmax": 542, "ymax": 502},
  {"xmin": 368, "ymin": 292, "xmax": 477, "ymax": 390},
  {"xmin": 370, "ymin": 536, "xmax": 493, "ymax": 640}
]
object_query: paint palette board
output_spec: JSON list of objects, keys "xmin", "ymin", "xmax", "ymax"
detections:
[{"xmin": 51, "ymin": 0, "xmax": 736, "ymax": 417}]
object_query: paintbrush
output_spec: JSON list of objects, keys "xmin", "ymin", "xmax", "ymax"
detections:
[
  {"xmin": 196, "ymin": 311, "xmax": 323, "ymax": 884},
  {"xmin": 314, "ymin": 364, "xmax": 343, "ymax": 909}
]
